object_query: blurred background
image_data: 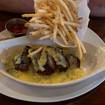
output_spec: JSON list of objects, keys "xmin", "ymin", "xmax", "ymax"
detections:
[{"xmin": 0, "ymin": 0, "xmax": 105, "ymax": 17}]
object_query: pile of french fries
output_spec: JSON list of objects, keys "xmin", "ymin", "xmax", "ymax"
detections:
[{"xmin": 22, "ymin": 0, "xmax": 86, "ymax": 60}]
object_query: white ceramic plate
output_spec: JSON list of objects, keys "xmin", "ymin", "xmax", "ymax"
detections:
[{"xmin": 0, "ymin": 28, "xmax": 105, "ymax": 103}]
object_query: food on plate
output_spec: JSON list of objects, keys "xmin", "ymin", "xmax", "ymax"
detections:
[
  {"xmin": 13, "ymin": 46, "xmax": 80, "ymax": 74},
  {"xmin": 22, "ymin": 0, "xmax": 86, "ymax": 60},
  {"xmin": 2, "ymin": 45, "xmax": 86, "ymax": 84},
  {"xmin": 0, "ymin": 0, "xmax": 87, "ymax": 84},
  {"xmin": 13, "ymin": 46, "xmax": 31, "ymax": 71}
]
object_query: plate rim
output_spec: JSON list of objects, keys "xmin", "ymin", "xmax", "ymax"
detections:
[{"xmin": 0, "ymin": 75, "xmax": 105, "ymax": 103}]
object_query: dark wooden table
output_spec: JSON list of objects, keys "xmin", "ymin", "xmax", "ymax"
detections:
[{"xmin": 0, "ymin": 12, "xmax": 105, "ymax": 105}]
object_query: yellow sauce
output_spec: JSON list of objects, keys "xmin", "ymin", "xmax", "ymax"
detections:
[{"xmin": 7, "ymin": 68, "xmax": 85, "ymax": 84}]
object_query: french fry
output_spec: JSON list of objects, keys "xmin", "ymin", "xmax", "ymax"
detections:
[{"xmin": 23, "ymin": 0, "xmax": 86, "ymax": 59}]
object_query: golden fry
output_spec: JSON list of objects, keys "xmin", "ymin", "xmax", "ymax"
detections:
[{"xmin": 23, "ymin": 0, "xmax": 86, "ymax": 59}]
